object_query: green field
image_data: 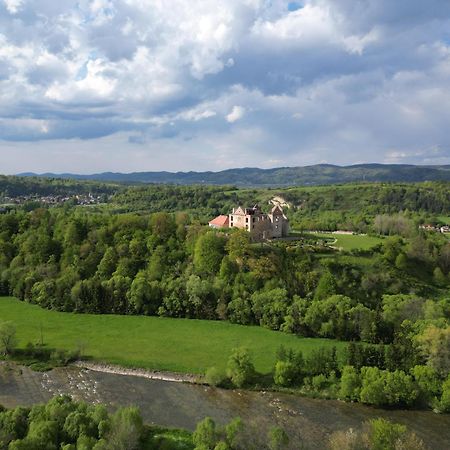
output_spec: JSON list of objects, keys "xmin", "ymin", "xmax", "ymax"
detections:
[
  {"xmin": 312, "ymin": 232, "xmax": 384, "ymax": 251},
  {"xmin": 0, "ymin": 297, "xmax": 344, "ymax": 374}
]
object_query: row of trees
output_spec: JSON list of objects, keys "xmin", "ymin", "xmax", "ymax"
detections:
[
  {"xmin": 0, "ymin": 395, "xmax": 432, "ymax": 450},
  {"xmin": 203, "ymin": 341, "xmax": 449, "ymax": 412},
  {"xmin": 0, "ymin": 396, "xmax": 291, "ymax": 450}
]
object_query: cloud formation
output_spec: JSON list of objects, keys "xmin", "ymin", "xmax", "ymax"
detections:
[{"xmin": 1, "ymin": 0, "xmax": 450, "ymax": 172}]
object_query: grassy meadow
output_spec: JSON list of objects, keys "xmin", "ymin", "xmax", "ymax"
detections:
[
  {"xmin": 0, "ymin": 297, "xmax": 344, "ymax": 374},
  {"xmin": 312, "ymin": 232, "xmax": 384, "ymax": 251}
]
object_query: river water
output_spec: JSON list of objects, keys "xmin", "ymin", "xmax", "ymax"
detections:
[{"xmin": 1, "ymin": 363, "xmax": 449, "ymax": 449}]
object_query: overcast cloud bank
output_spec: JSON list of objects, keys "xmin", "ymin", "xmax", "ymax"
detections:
[{"xmin": 1, "ymin": 0, "xmax": 450, "ymax": 173}]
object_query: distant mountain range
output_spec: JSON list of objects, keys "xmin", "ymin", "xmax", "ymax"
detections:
[{"xmin": 17, "ymin": 164, "xmax": 450, "ymax": 187}]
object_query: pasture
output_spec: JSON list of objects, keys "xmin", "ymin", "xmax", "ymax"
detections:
[
  {"xmin": 312, "ymin": 232, "xmax": 383, "ymax": 251},
  {"xmin": 0, "ymin": 297, "xmax": 344, "ymax": 375}
]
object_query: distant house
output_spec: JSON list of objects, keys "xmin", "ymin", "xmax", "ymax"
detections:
[
  {"xmin": 209, "ymin": 204, "xmax": 289, "ymax": 241},
  {"xmin": 208, "ymin": 215, "xmax": 229, "ymax": 229},
  {"xmin": 419, "ymin": 224, "xmax": 438, "ymax": 232}
]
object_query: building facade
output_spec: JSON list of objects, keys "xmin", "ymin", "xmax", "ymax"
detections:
[{"xmin": 209, "ymin": 204, "xmax": 289, "ymax": 241}]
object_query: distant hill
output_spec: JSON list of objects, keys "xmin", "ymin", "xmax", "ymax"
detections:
[{"xmin": 17, "ymin": 164, "xmax": 450, "ymax": 187}]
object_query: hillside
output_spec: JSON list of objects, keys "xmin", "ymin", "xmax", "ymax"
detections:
[{"xmin": 18, "ymin": 163, "xmax": 450, "ymax": 186}]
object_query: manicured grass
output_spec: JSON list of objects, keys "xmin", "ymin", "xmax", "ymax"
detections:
[
  {"xmin": 313, "ymin": 233, "xmax": 384, "ymax": 251},
  {"xmin": 0, "ymin": 297, "xmax": 344, "ymax": 375}
]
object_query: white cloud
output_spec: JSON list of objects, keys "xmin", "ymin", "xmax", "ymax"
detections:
[
  {"xmin": 0, "ymin": 0, "xmax": 450, "ymax": 171},
  {"xmin": 226, "ymin": 105, "xmax": 245, "ymax": 123},
  {"xmin": 3, "ymin": 0, "xmax": 24, "ymax": 14}
]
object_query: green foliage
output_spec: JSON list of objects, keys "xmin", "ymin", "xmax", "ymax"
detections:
[
  {"xmin": 193, "ymin": 417, "xmax": 216, "ymax": 449},
  {"xmin": 205, "ymin": 367, "xmax": 227, "ymax": 387},
  {"xmin": 439, "ymin": 375, "xmax": 450, "ymax": 412},
  {"xmin": 339, "ymin": 366, "xmax": 361, "ymax": 401},
  {"xmin": 0, "ymin": 321, "xmax": 17, "ymax": 355},
  {"xmin": 368, "ymin": 418, "xmax": 407, "ymax": 450},
  {"xmin": 0, "ymin": 296, "xmax": 344, "ymax": 374},
  {"xmin": 194, "ymin": 233, "xmax": 226, "ymax": 276},
  {"xmin": 267, "ymin": 426, "xmax": 289, "ymax": 450},
  {"xmin": 226, "ymin": 347, "xmax": 255, "ymax": 388},
  {"xmin": 0, "ymin": 396, "xmax": 145, "ymax": 450},
  {"xmin": 273, "ymin": 360, "xmax": 297, "ymax": 387}
]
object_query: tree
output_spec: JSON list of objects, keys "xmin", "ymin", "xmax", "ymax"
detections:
[
  {"xmin": 416, "ymin": 325, "xmax": 450, "ymax": 375},
  {"xmin": 267, "ymin": 426, "xmax": 289, "ymax": 450},
  {"xmin": 226, "ymin": 347, "xmax": 255, "ymax": 388},
  {"xmin": 314, "ymin": 271, "xmax": 338, "ymax": 301},
  {"xmin": 193, "ymin": 417, "xmax": 217, "ymax": 449},
  {"xmin": 251, "ymin": 288, "xmax": 289, "ymax": 330},
  {"xmin": 194, "ymin": 232, "xmax": 225, "ymax": 276},
  {"xmin": 0, "ymin": 321, "xmax": 17, "ymax": 355},
  {"xmin": 433, "ymin": 267, "xmax": 447, "ymax": 286},
  {"xmin": 367, "ymin": 418, "xmax": 407, "ymax": 450},
  {"xmin": 411, "ymin": 365, "xmax": 441, "ymax": 405},
  {"xmin": 274, "ymin": 360, "xmax": 297, "ymax": 387},
  {"xmin": 439, "ymin": 374, "xmax": 450, "ymax": 413},
  {"xmin": 359, "ymin": 367, "xmax": 387, "ymax": 406},
  {"xmin": 339, "ymin": 366, "xmax": 360, "ymax": 401},
  {"xmin": 104, "ymin": 406, "xmax": 143, "ymax": 450},
  {"xmin": 226, "ymin": 230, "xmax": 250, "ymax": 266},
  {"xmin": 205, "ymin": 367, "xmax": 227, "ymax": 387}
]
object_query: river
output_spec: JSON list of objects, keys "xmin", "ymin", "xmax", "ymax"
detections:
[{"xmin": 1, "ymin": 362, "xmax": 449, "ymax": 449}]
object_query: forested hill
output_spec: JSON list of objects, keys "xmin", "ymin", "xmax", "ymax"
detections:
[{"xmin": 18, "ymin": 163, "xmax": 450, "ymax": 186}]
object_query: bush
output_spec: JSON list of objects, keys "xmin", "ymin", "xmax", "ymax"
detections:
[
  {"xmin": 311, "ymin": 374, "xmax": 328, "ymax": 391},
  {"xmin": 226, "ymin": 347, "xmax": 255, "ymax": 388},
  {"xmin": 274, "ymin": 360, "xmax": 297, "ymax": 387},
  {"xmin": 205, "ymin": 367, "xmax": 227, "ymax": 387}
]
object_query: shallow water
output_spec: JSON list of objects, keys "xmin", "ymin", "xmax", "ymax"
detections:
[{"xmin": 1, "ymin": 363, "xmax": 449, "ymax": 449}]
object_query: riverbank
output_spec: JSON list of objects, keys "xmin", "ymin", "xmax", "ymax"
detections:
[
  {"xmin": 1, "ymin": 362, "xmax": 450, "ymax": 450},
  {"xmin": 73, "ymin": 360, "xmax": 198, "ymax": 384}
]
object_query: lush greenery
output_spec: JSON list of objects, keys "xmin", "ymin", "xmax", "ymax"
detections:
[
  {"xmin": 0, "ymin": 395, "xmax": 432, "ymax": 450},
  {"xmin": 0, "ymin": 396, "xmax": 289, "ymax": 450},
  {"xmin": 268, "ymin": 340, "xmax": 450, "ymax": 412},
  {"xmin": 0, "ymin": 179, "xmax": 449, "ymax": 414},
  {"xmin": 0, "ymin": 297, "xmax": 343, "ymax": 374},
  {"xmin": 0, "ymin": 176, "xmax": 116, "ymax": 199},
  {"xmin": 328, "ymin": 417, "xmax": 429, "ymax": 450}
]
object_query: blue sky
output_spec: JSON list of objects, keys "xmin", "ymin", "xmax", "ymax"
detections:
[{"xmin": 1, "ymin": 0, "xmax": 450, "ymax": 173}]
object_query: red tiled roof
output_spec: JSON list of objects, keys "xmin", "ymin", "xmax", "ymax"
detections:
[{"xmin": 209, "ymin": 215, "xmax": 229, "ymax": 227}]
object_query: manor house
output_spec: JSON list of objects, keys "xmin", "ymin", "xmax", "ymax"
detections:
[{"xmin": 209, "ymin": 204, "xmax": 289, "ymax": 241}]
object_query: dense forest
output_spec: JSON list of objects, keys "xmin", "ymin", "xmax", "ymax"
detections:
[
  {"xmin": 110, "ymin": 182, "xmax": 450, "ymax": 230},
  {"xmin": 0, "ymin": 176, "xmax": 117, "ymax": 198},
  {"xmin": 19, "ymin": 163, "xmax": 450, "ymax": 186}
]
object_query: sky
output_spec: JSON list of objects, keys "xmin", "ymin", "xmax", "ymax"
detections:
[{"xmin": 1, "ymin": 0, "xmax": 450, "ymax": 174}]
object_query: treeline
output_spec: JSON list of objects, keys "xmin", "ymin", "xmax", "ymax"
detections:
[
  {"xmin": 0, "ymin": 209, "xmax": 448, "ymax": 345},
  {"xmin": 0, "ymin": 176, "xmax": 117, "ymax": 198},
  {"xmin": 0, "ymin": 395, "xmax": 430, "ymax": 450},
  {"xmin": 111, "ymin": 182, "xmax": 450, "ymax": 232},
  {"xmin": 111, "ymin": 184, "xmax": 269, "ymax": 218},
  {"xmin": 285, "ymin": 183, "xmax": 450, "ymax": 232},
  {"xmin": 0, "ymin": 395, "xmax": 288, "ymax": 450},
  {"xmin": 204, "ymin": 339, "xmax": 450, "ymax": 412}
]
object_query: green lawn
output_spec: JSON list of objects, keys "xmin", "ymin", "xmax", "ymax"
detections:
[
  {"xmin": 313, "ymin": 233, "xmax": 383, "ymax": 251},
  {"xmin": 0, "ymin": 297, "xmax": 343, "ymax": 375}
]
